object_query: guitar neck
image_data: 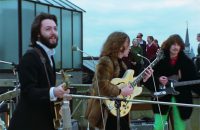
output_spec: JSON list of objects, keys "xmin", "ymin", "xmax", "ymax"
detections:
[
  {"xmin": 173, "ymin": 80, "xmax": 200, "ymax": 87},
  {"xmin": 131, "ymin": 57, "xmax": 160, "ymax": 86}
]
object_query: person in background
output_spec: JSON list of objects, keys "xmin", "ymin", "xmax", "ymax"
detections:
[
  {"xmin": 85, "ymin": 31, "xmax": 153, "ymax": 130},
  {"xmin": 8, "ymin": 13, "xmax": 70, "ymax": 130},
  {"xmin": 194, "ymin": 33, "xmax": 200, "ymax": 77},
  {"xmin": 137, "ymin": 33, "xmax": 147, "ymax": 57},
  {"xmin": 196, "ymin": 33, "xmax": 200, "ymax": 56},
  {"xmin": 129, "ymin": 38, "xmax": 144, "ymax": 76},
  {"xmin": 153, "ymin": 39, "xmax": 160, "ymax": 49},
  {"xmin": 147, "ymin": 34, "xmax": 200, "ymax": 130},
  {"xmin": 146, "ymin": 36, "xmax": 159, "ymax": 61}
]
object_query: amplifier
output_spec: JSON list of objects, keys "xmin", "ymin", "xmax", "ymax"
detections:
[{"xmin": 130, "ymin": 119, "xmax": 168, "ymax": 130}]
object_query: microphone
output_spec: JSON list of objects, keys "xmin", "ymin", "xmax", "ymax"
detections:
[
  {"xmin": 62, "ymin": 94, "xmax": 72, "ymax": 130},
  {"xmin": 72, "ymin": 46, "xmax": 80, "ymax": 51},
  {"xmin": 137, "ymin": 54, "xmax": 151, "ymax": 64},
  {"xmin": 72, "ymin": 46, "xmax": 90, "ymax": 56},
  {"xmin": 72, "ymin": 45, "xmax": 96, "ymax": 69}
]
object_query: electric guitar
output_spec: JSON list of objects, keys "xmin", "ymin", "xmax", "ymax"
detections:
[
  {"xmin": 53, "ymin": 70, "xmax": 71, "ymax": 129},
  {"xmin": 154, "ymin": 78, "xmax": 200, "ymax": 98},
  {"xmin": 104, "ymin": 50, "xmax": 164, "ymax": 117}
]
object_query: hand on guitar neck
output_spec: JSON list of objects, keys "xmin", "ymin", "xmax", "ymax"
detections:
[
  {"xmin": 54, "ymin": 83, "xmax": 71, "ymax": 99},
  {"xmin": 54, "ymin": 69, "xmax": 73, "ymax": 99}
]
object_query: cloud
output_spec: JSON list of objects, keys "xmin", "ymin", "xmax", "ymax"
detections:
[
  {"xmin": 71, "ymin": 0, "xmax": 200, "ymax": 56},
  {"xmin": 72, "ymin": 0, "xmax": 200, "ymax": 13}
]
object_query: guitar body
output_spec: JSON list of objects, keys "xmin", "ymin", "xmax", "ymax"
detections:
[
  {"xmin": 104, "ymin": 50, "xmax": 164, "ymax": 116},
  {"xmin": 104, "ymin": 69, "xmax": 143, "ymax": 117}
]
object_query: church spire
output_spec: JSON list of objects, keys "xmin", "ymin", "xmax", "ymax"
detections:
[
  {"xmin": 185, "ymin": 21, "xmax": 190, "ymax": 47},
  {"xmin": 184, "ymin": 21, "xmax": 195, "ymax": 59}
]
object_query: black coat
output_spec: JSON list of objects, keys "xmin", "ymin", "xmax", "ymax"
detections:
[
  {"xmin": 147, "ymin": 51, "xmax": 200, "ymax": 120},
  {"xmin": 8, "ymin": 45, "xmax": 56, "ymax": 130}
]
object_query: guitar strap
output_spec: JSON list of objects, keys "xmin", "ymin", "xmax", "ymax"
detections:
[
  {"xmin": 33, "ymin": 48, "xmax": 51, "ymax": 88},
  {"xmin": 33, "ymin": 48, "xmax": 61, "ymax": 128}
]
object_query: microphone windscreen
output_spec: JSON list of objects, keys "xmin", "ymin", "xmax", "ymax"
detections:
[{"xmin": 72, "ymin": 46, "xmax": 78, "ymax": 51}]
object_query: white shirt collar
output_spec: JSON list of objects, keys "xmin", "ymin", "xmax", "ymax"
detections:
[{"xmin": 36, "ymin": 41, "xmax": 55, "ymax": 57}]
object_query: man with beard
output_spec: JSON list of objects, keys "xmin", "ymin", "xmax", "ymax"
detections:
[{"xmin": 8, "ymin": 13, "xmax": 70, "ymax": 130}]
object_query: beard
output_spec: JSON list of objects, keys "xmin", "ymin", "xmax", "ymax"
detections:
[{"xmin": 39, "ymin": 34, "xmax": 58, "ymax": 49}]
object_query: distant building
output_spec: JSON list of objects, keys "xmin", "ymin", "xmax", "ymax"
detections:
[
  {"xmin": 184, "ymin": 25, "xmax": 195, "ymax": 59},
  {"xmin": 0, "ymin": 0, "xmax": 85, "ymax": 70}
]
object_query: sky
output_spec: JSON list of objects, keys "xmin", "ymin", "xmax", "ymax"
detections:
[{"xmin": 71, "ymin": 0, "xmax": 200, "ymax": 57}]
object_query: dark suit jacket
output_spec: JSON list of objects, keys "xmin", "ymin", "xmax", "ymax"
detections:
[
  {"xmin": 8, "ymin": 45, "xmax": 56, "ymax": 130},
  {"xmin": 140, "ymin": 40, "xmax": 146, "ymax": 57}
]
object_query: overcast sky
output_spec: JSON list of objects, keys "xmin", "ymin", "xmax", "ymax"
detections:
[{"xmin": 71, "ymin": 0, "xmax": 200, "ymax": 56}]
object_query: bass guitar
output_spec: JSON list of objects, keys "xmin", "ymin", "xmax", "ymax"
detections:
[{"xmin": 104, "ymin": 50, "xmax": 164, "ymax": 117}]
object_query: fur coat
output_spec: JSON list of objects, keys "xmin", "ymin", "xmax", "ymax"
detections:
[{"xmin": 85, "ymin": 56, "xmax": 127, "ymax": 129}]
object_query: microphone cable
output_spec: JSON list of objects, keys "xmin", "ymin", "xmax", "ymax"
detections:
[
  {"xmin": 72, "ymin": 46, "xmax": 106, "ymax": 129},
  {"xmin": 137, "ymin": 53, "xmax": 165, "ymax": 130}
]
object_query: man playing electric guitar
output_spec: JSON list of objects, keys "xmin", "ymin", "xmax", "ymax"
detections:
[
  {"xmin": 147, "ymin": 34, "xmax": 200, "ymax": 130},
  {"xmin": 85, "ymin": 32, "xmax": 153, "ymax": 130}
]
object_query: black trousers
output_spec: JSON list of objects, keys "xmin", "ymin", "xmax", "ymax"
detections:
[{"xmin": 105, "ymin": 112, "xmax": 130, "ymax": 130}]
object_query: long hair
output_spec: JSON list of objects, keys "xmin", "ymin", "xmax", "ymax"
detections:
[
  {"xmin": 100, "ymin": 32, "xmax": 130, "ymax": 58},
  {"xmin": 30, "ymin": 12, "xmax": 57, "ymax": 47},
  {"xmin": 161, "ymin": 34, "xmax": 185, "ymax": 52}
]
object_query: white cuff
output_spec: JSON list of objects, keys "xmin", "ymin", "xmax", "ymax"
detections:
[{"xmin": 50, "ymin": 87, "xmax": 57, "ymax": 101}]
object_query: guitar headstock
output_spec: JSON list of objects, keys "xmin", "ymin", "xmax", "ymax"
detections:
[
  {"xmin": 60, "ymin": 69, "xmax": 72, "ymax": 91},
  {"xmin": 156, "ymin": 49, "xmax": 164, "ymax": 60}
]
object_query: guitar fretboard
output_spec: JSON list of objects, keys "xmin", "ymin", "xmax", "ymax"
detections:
[{"xmin": 131, "ymin": 55, "xmax": 162, "ymax": 87}]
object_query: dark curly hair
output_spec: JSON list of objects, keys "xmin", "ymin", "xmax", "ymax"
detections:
[{"xmin": 161, "ymin": 34, "xmax": 185, "ymax": 51}]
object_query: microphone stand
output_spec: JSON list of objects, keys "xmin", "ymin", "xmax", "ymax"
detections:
[
  {"xmin": 62, "ymin": 94, "xmax": 72, "ymax": 130},
  {"xmin": 115, "ymin": 99, "xmax": 121, "ymax": 130},
  {"xmin": 72, "ymin": 46, "xmax": 106, "ymax": 129},
  {"xmin": 67, "ymin": 94, "xmax": 200, "ymax": 107},
  {"xmin": 137, "ymin": 53, "xmax": 171, "ymax": 130},
  {"xmin": 0, "ymin": 60, "xmax": 16, "ymax": 66}
]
